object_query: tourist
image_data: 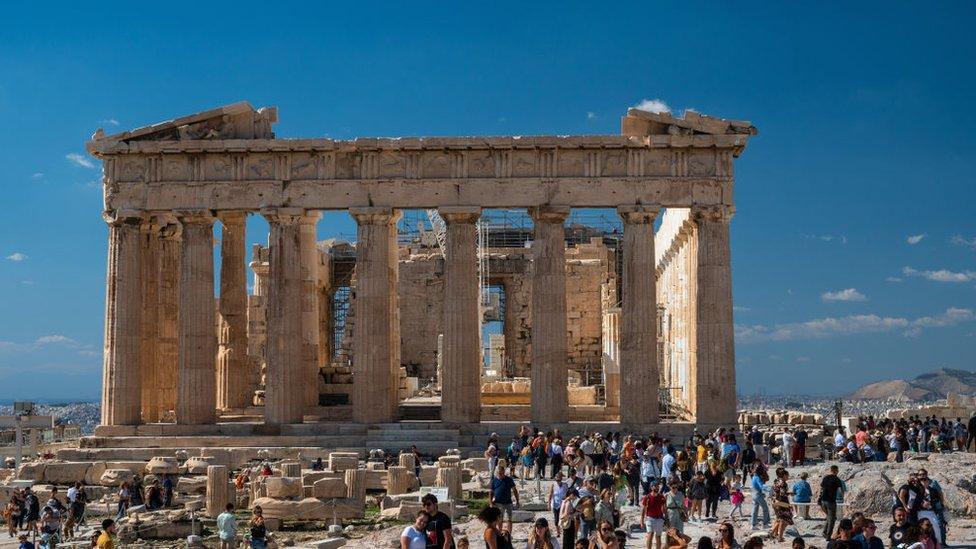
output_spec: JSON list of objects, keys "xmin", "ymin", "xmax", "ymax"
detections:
[
  {"xmin": 146, "ymin": 480, "xmax": 163, "ymax": 511},
  {"xmin": 819, "ymin": 465, "xmax": 842, "ymax": 540},
  {"xmin": 665, "ymin": 527, "xmax": 691, "ymax": 549},
  {"xmin": 781, "ymin": 430, "xmax": 794, "ymax": 468},
  {"xmin": 216, "ymin": 502, "xmax": 238, "ymax": 549},
  {"xmin": 640, "ymin": 452, "xmax": 661, "ymax": 498},
  {"xmin": 576, "ymin": 487, "xmax": 597, "ymax": 540},
  {"xmin": 917, "ymin": 476, "xmax": 944, "ymax": 546},
  {"xmin": 114, "ymin": 482, "xmax": 131, "ymax": 520},
  {"xmin": 248, "ymin": 505, "xmax": 268, "ymax": 549},
  {"xmin": 478, "ymin": 506, "xmax": 513, "ymax": 549},
  {"xmin": 853, "ymin": 518, "xmax": 884, "ymax": 549},
  {"xmin": 162, "ymin": 474, "xmax": 174, "ymax": 507},
  {"xmin": 401, "ymin": 510, "xmax": 430, "ymax": 549},
  {"xmin": 742, "ymin": 537, "xmax": 763, "ymax": 549},
  {"xmin": 421, "ymin": 493, "xmax": 453, "ymax": 549},
  {"xmin": 896, "ymin": 473, "xmax": 922, "ymax": 523},
  {"xmin": 739, "ymin": 442, "xmax": 757, "ymax": 485},
  {"xmin": 703, "ymin": 463, "xmax": 723, "ymax": 520},
  {"xmin": 592, "ymin": 519, "xmax": 619, "ymax": 548},
  {"xmin": 791, "ymin": 538, "xmax": 804, "ymax": 549},
  {"xmin": 5, "ymin": 498, "xmax": 20, "ymax": 538},
  {"xmin": 769, "ymin": 468, "xmax": 793, "ymax": 543},
  {"xmin": 826, "ymin": 518, "xmax": 856, "ymax": 549},
  {"xmin": 698, "ymin": 537, "xmax": 715, "ymax": 549},
  {"xmin": 24, "ymin": 488, "xmax": 39, "ymax": 536},
  {"xmin": 96, "ymin": 519, "xmax": 116, "ymax": 549},
  {"xmin": 641, "ymin": 483, "xmax": 666, "ymax": 549},
  {"xmin": 726, "ymin": 482, "xmax": 745, "ymax": 522},
  {"xmin": 915, "ymin": 517, "xmax": 939, "ymax": 549},
  {"xmin": 549, "ymin": 437, "xmax": 563, "ymax": 478},
  {"xmin": 527, "ymin": 517, "xmax": 560, "ymax": 549},
  {"xmin": 791, "ymin": 472, "xmax": 812, "ymax": 520},
  {"xmin": 622, "ymin": 455, "xmax": 640, "ymax": 506},
  {"xmin": 686, "ymin": 471, "xmax": 706, "ymax": 522},
  {"xmin": 967, "ymin": 413, "xmax": 976, "ymax": 452},
  {"xmin": 89, "ymin": 530, "xmax": 100, "ymax": 549},
  {"xmin": 665, "ymin": 481, "xmax": 686, "ymax": 534},
  {"xmin": 38, "ymin": 506, "xmax": 60, "ymax": 547},
  {"xmin": 489, "ymin": 465, "xmax": 520, "ymax": 534},
  {"xmin": 559, "ymin": 489, "xmax": 579, "ymax": 549},
  {"xmin": 549, "ymin": 471, "xmax": 568, "ymax": 527},
  {"xmin": 17, "ymin": 533, "xmax": 34, "ymax": 549},
  {"xmin": 614, "ymin": 529, "xmax": 628, "ymax": 548},
  {"xmin": 521, "ymin": 444, "xmax": 536, "ymax": 480},
  {"xmin": 411, "ymin": 446, "xmax": 423, "ymax": 482},
  {"xmin": 749, "ymin": 464, "xmax": 770, "ymax": 531},
  {"xmin": 486, "ymin": 434, "xmax": 501, "ymax": 475},
  {"xmin": 595, "ymin": 489, "xmax": 616, "ymax": 530},
  {"xmin": 716, "ymin": 522, "xmax": 741, "ymax": 549},
  {"xmin": 793, "ymin": 428, "xmax": 808, "ymax": 466},
  {"xmin": 889, "ymin": 507, "xmax": 914, "ymax": 547}
]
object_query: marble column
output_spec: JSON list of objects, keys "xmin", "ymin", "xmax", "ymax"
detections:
[
  {"xmin": 299, "ymin": 212, "xmax": 322, "ymax": 410},
  {"xmin": 439, "ymin": 207, "xmax": 482, "ymax": 424},
  {"xmin": 691, "ymin": 205, "xmax": 737, "ymax": 425},
  {"xmin": 101, "ymin": 210, "xmax": 144, "ymax": 426},
  {"xmin": 139, "ymin": 217, "xmax": 161, "ymax": 423},
  {"xmin": 617, "ymin": 205, "xmax": 661, "ymax": 425},
  {"xmin": 217, "ymin": 211, "xmax": 249, "ymax": 410},
  {"xmin": 156, "ymin": 217, "xmax": 181, "ymax": 420},
  {"xmin": 263, "ymin": 209, "xmax": 306, "ymax": 425},
  {"xmin": 351, "ymin": 207, "xmax": 401, "ymax": 424},
  {"xmin": 529, "ymin": 206, "xmax": 570, "ymax": 425},
  {"xmin": 176, "ymin": 211, "xmax": 217, "ymax": 425}
]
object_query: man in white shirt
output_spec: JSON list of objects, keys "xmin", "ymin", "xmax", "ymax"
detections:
[{"xmin": 782, "ymin": 429, "xmax": 795, "ymax": 467}]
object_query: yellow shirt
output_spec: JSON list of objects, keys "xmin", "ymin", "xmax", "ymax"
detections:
[
  {"xmin": 696, "ymin": 445, "xmax": 708, "ymax": 463},
  {"xmin": 97, "ymin": 532, "xmax": 115, "ymax": 549}
]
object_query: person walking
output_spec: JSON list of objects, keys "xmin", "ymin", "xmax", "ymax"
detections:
[
  {"xmin": 749, "ymin": 465, "xmax": 770, "ymax": 531},
  {"xmin": 548, "ymin": 471, "xmax": 568, "ymax": 528},
  {"xmin": 666, "ymin": 482, "xmax": 686, "ymax": 535},
  {"xmin": 216, "ymin": 503, "xmax": 238, "ymax": 549},
  {"xmin": 489, "ymin": 465, "xmax": 519, "ymax": 534},
  {"xmin": 818, "ymin": 465, "xmax": 842, "ymax": 541}
]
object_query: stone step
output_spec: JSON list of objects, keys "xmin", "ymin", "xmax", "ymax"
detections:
[{"xmin": 80, "ymin": 434, "xmax": 369, "ymax": 449}]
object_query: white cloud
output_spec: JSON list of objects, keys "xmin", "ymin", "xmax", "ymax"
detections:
[
  {"xmin": 34, "ymin": 335, "xmax": 77, "ymax": 346},
  {"xmin": 903, "ymin": 266, "xmax": 976, "ymax": 283},
  {"xmin": 5, "ymin": 252, "xmax": 27, "ymax": 262},
  {"xmin": 586, "ymin": 112, "xmax": 597, "ymax": 120},
  {"xmin": 885, "ymin": 277, "xmax": 902, "ymax": 283},
  {"xmin": 803, "ymin": 234, "xmax": 848, "ymax": 245},
  {"xmin": 906, "ymin": 234, "xmax": 926, "ymax": 245},
  {"xmin": 633, "ymin": 98, "xmax": 671, "ymax": 114},
  {"xmin": 78, "ymin": 349, "xmax": 100, "ymax": 357},
  {"xmin": 735, "ymin": 307, "xmax": 975, "ymax": 344},
  {"xmin": 66, "ymin": 153, "xmax": 95, "ymax": 169},
  {"xmin": 822, "ymin": 288, "xmax": 867, "ymax": 302},
  {"xmin": 31, "ymin": 172, "xmax": 43, "ymax": 179},
  {"xmin": 951, "ymin": 235, "xmax": 976, "ymax": 250},
  {"xmin": 768, "ymin": 355, "xmax": 781, "ymax": 361},
  {"xmin": 100, "ymin": 118, "xmax": 120, "ymax": 126}
]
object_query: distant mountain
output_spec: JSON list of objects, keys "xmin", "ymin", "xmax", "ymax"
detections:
[{"xmin": 849, "ymin": 368, "xmax": 976, "ymax": 401}]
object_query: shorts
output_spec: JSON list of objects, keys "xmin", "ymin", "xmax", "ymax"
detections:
[
  {"xmin": 645, "ymin": 518, "xmax": 664, "ymax": 534},
  {"xmin": 495, "ymin": 503, "xmax": 513, "ymax": 521}
]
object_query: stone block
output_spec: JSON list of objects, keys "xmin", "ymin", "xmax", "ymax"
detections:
[
  {"xmin": 145, "ymin": 456, "xmax": 180, "ymax": 475},
  {"xmin": 281, "ymin": 462, "xmax": 302, "ymax": 477},
  {"xmin": 300, "ymin": 538, "xmax": 347, "ymax": 549},
  {"xmin": 40, "ymin": 462, "xmax": 92, "ymax": 485},
  {"xmin": 183, "ymin": 456, "xmax": 215, "ymax": 474},
  {"xmin": 84, "ymin": 462, "xmax": 108, "ymax": 485},
  {"xmin": 177, "ymin": 476, "xmax": 208, "ymax": 494},
  {"xmin": 100, "ymin": 468, "xmax": 135, "ymax": 487},
  {"xmin": 328, "ymin": 453, "xmax": 358, "ymax": 473},
  {"xmin": 265, "ymin": 477, "xmax": 303, "ymax": 499},
  {"xmin": 251, "ymin": 497, "xmax": 363, "ymax": 521},
  {"xmin": 16, "ymin": 462, "xmax": 46, "ymax": 482},
  {"xmin": 312, "ymin": 478, "xmax": 347, "ymax": 498}
]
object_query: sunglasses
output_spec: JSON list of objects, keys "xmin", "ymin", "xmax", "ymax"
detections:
[{"xmin": 601, "ymin": 527, "xmax": 613, "ymax": 532}]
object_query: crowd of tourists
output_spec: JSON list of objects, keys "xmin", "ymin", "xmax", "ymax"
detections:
[
  {"xmin": 830, "ymin": 416, "xmax": 975, "ymax": 464},
  {"xmin": 463, "ymin": 421, "xmax": 970, "ymax": 549},
  {"xmin": 1, "ymin": 484, "xmax": 119, "ymax": 548}
]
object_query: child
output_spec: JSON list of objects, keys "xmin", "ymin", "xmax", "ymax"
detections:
[{"xmin": 727, "ymin": 482, "xmax": 745, "ymax": 521}]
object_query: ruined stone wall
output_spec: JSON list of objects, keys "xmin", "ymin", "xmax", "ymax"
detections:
[
  {"xmin": 655, "ymin": 208, "xmax": 693, "ymax": 417},
  {"xmin": 564, "ymin": 239, "xmax": 611, "ymax": 382},
  {"xmin": 398, "ymin": 252, "xmax": 444, "ymax": 379}
]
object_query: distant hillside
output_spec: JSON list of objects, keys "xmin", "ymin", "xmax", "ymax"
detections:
[{"xmin": 850, "ymin": 368, "xmax": 976, "ymax": 401}]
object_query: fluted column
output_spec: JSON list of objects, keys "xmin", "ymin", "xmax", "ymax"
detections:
[
  {"xmin": 176, "ymin": 211, "xmax": 217, "ymax": 425},
  {"xmin": 139, "ymin": 217, "xmax": 162, "ymax": 422},
  {"xmin": 263, "ymin": 209, "xmax": 306, "ymax": 425},
  {"xmin": 351, "ymin": 207, "xmax": 401, "ymax": 424},
  {"xmin": 101, "ymin": 210, "xmax": 144, "ymax": 426},
  {"xmin": 691, "ymin": 205, "xmax": 737, "ymax": 425},
  {"xmin": 617, "ymin": 205, "xmax": 661, "ymax": 425},
  {"xmin": 529, "ymin": 206, "xmax": 570, "ymax": 425},
  {"xmin": 156, "ymin": 217, "xmax": 181, "ymax": 420},
  {"xmin": 299, "ymin": 212, "xmax": 322, "ymax": 410},
  {"xmin": 217, "ymin": 211, "xmax": 249, "ymax": 410},
  {"xmin": 439, "ymin": 207, "xmax": 481, "ymax": 424}
]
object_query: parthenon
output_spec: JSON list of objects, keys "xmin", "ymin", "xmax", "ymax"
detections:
[{"xmin": 88, "ymin": 102, "xmax": 755, "ymax": 444}]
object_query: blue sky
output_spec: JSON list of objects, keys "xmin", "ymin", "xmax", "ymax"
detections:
[{"xmin": 1, "ymin": 2, "xmax": 974, "ymax": 400}]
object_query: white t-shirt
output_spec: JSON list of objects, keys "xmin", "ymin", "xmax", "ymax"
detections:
[{"xmin": 401, "ymin": 526, "xmax": 427, "ymax": 549}]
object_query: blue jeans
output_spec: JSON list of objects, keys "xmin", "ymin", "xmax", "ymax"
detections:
[{"xmin": 751, "ymin": 492, "xmax": 769, "ymax": 528}]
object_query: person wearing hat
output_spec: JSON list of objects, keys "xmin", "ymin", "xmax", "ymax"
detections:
[{"xmin": 527, "ymin": 517, "xmax": 559, "ymax": 549}]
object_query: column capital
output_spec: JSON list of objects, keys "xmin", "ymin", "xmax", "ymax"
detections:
[
  {"xmin": 528, "ymin": 205, "xmax": 570, "ymax": 223},
  {"xmin": 261, "ymin": 207, "xmax": 305, "ymax": 225},
  {"xmin": 300, "ymin": 210, "xmax": 323, "ymax": 224},
  {"xmin": 103, "ymin": 209, "xmax": 144, "ymax": 226},
  {"xmin": 617, "ymin": 204, "xmax": 661, "ymax": 224},
  {"xmin": 217, "ymin": 210, "xmax": 248, "ymax": 224},
  {"xmin": 350, "ymin": 207, "xmax": 401, "ymax": 225},
  {"xmin": 438, "ymin": 206, "xmax": 481, "ymax": 224},
  {"xmin": 691, "ymin": 204, "xmax": 735, "ymax": 224},
  {"xmin": 175, "ymin": 209, "xmax": 215, "ymax": 225}
]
